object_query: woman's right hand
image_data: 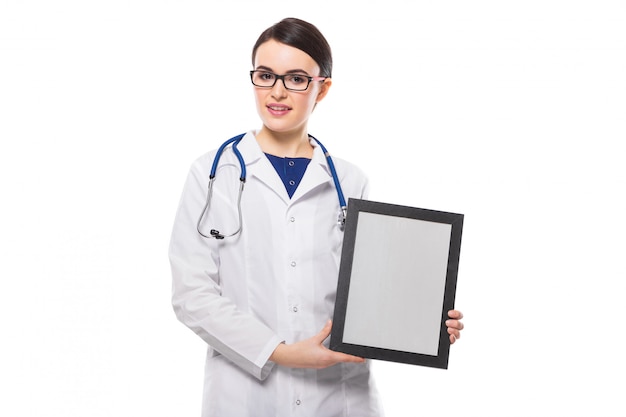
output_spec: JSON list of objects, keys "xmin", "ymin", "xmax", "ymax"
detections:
[{"xmin": 269, "ymin": 320, "xmax": 365, "ymax": 369}]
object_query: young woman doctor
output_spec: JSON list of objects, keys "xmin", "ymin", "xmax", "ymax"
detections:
[{"xmin": 169, "ymin": 17, "xmax": 464, "ymax": 417}]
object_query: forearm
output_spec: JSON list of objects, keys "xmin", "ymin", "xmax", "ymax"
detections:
[{"xmin": 268, "ymin": 321, "xmax": 365, "ymax": 369}]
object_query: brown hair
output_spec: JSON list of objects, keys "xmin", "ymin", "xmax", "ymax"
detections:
[{"xmin": 252, "ymin": 18, "xmax": 333, "ymax": 78}]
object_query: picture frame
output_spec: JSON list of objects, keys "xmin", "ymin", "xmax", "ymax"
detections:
[{"xmin": 330, "ymin": 198, "xmax": 464, "ymax": 369}]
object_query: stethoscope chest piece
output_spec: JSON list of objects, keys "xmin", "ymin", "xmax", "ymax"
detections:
[{"xmin": 337, "ymin": 207, "xmax": 347, "ymax": 231}]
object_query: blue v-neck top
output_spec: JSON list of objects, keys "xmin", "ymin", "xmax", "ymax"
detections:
[{"xmin": 265, "ymin": 153, "xmax": 312, "ymax": 198}]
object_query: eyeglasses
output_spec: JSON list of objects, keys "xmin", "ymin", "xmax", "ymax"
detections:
[{"xmin": 250, "ymin": 70, "xmax": 326, "ymax": 91}]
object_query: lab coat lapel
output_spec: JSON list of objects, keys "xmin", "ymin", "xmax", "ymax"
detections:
[
  {"xmin": 290, "ymin": 140, "xmax": 333, "ymax": 203},
  {"xmin": 237, "ymin": 133, "xmax": 291, "ymax": 204}
]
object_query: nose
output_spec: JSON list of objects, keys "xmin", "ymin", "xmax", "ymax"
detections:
[{"xmin": 271, "ymin": 77, "xmax": 288, "ymax": 98}]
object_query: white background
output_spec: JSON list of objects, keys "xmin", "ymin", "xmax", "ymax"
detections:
[{"xmin": 1, "ymin": 1, "xmax": 624, "ymax": 416}]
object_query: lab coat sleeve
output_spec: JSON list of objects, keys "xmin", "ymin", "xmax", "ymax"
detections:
[{"xmin": 169, "ymin": 157, "xmax": 283, "ymax": 381}]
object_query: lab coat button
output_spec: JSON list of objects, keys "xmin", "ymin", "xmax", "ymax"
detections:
[
  {"xmin": 296, "ymin": 399, "xmax": 301, "ymax": 405},
  {"xmin": 289, "ymin": 217, "xmax": 295, "ymax": 222},
  {"xmin": 292, "ymin": 307, "xmax": 298, "ymax": 313},
  {"xmin": 290, "ymin": 261, "xmax": 296, "ymax": 267}
]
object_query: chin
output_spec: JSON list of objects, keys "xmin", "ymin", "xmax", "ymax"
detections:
[{"xmin": 262, "ymin": 119, "xmax": 304, "ymax": 135}]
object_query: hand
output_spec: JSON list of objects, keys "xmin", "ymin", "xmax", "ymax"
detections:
[
  {"xmin": 446, "ymin": 310, "xmax": 464, "ymax": 344},
  {"xmin": 269, "ymin": 320, "xmax": 365, "ymax": 369}
]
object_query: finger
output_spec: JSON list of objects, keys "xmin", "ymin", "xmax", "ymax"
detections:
[
  {"xmin": 342, "ymin": 354, "xmax": 366, "ymax": 363},
  {"xmin": 449, "ymin": 334, "xmax": 457, "ymax": 344},
  {"xmin": 448, "ymin": 310, "xmax": 464, "ymax": 320},
  {"xmin": 447, "ymin": 327, "xmax": 461, "ymax": 340},
  {"xmin": 445, "ymin": 319, "xmax": 464, "ymax": 330},
  {"xmin": 329, "ymin": 350, "xmax": 365, "ymax": 364}
]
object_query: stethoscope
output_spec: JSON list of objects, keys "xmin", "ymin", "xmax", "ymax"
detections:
[{"xmin": 197, "ymin": 133, "xmax": 347, "ymax": 239}]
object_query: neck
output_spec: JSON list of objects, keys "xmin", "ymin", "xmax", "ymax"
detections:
[{"xmin": 256, "ymin": 126, "xmax": 313, "ymax": 158}]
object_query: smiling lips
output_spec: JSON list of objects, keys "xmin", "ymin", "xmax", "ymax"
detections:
[{"xmin": 267, "ymin": 103, "xmax": 291, "ymax": 116}]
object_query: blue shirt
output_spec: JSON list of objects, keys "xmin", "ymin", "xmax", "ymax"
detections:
[{"xmin": 265, "ymin": 153, "xmax": 311, "ymax": 198}]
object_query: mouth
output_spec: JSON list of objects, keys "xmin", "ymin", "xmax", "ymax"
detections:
[{"xmin": 266, "ymin": 104, "xmax": 292, "ymax": 115}]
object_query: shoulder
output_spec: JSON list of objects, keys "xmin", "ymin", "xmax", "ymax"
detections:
[
  {"xmin": 326, "ymin": 154, "xmax": 370, "ymax": 200},
  {"xmin": 330, "ymin": 155, "xmax": 367, "ymax": 180},
  {"xmin": 189, "ymin": 131, "xmax": 253, "ymax": 174},
  {"xmin": 308, "ymin": 134, "xmax": 370, "ymax": 198}
]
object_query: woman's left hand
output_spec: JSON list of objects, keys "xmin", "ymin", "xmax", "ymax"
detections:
[{"xmin": 446, "ymin": 310, "xmax": 464, "ymax": 344}]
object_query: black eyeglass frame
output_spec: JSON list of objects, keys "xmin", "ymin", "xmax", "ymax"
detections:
[{"xmin": 249, "ymin": 70, "xmax": 327, "ymax": 92}]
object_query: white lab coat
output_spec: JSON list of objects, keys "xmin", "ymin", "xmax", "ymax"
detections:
[{"xmin": 169, "ymin": 131, "xmax": 383, "ymax": 417}]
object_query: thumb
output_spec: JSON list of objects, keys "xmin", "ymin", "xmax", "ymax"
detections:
[{"xmin": 315, "ymin": 319, "xmax": 333, "ymax": 342}]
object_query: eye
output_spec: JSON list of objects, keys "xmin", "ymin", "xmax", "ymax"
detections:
[
  {"xmin": 288, "ymin": 75, "xmax": 308, "ymax": 84},
  {"xmin": 260, "ymin": 72, "xmax": 275, "ymax": 81}
]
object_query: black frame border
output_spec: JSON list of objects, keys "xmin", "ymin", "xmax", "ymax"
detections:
[{"xmin": 330, "ymin": 198, "xmax": 464, "ymax": 369}]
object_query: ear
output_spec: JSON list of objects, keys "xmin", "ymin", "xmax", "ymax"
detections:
[{"xmin": 315, "ymin": 78, "xmax": 332, "ymax": 103}]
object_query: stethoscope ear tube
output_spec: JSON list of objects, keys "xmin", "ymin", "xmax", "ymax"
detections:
[
  {"xmin": 196, "ymin": 177, "xmax": 216, "ymax": 239},
  {"xmin": 197, "ymin": 176, "xmax": 246, "ymax": 239},
  {"xmin": 198, "ymin": 134, "xmax": 246, "ymax": 239}
]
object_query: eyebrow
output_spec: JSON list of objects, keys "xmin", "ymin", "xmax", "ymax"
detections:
[{"xmin": 255, "ymin": 65, "xmax": 311, "ymax": 75}]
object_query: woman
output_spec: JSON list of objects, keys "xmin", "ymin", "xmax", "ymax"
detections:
[{"xmin": 169, "ymin": 17, "xmax": 464, "ymax": 416}]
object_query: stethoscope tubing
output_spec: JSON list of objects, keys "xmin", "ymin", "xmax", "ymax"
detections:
[
  {"xmin": 197, "ymin": 133, "xmax": 346, "ymax": 239},
  {"xmin": 310, "ymin": 134, "xmax": 348, "ymax": 223},
  {"xmin": 210, "ymin": 133, "xmax": 246, "ymax": 181}
]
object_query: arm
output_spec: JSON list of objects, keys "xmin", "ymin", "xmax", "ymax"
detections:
[
  {"xmin": 169, "ymin": 159, "xmax": 283, "ymax": 380},
  {"xmin": 269, "ymin": 320, "xmax": 365, "ymax": 368}
]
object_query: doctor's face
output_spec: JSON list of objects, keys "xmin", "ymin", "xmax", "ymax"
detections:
[{"xmin": 252, "ymin": 40, "xmax": 331, "ymax": 137}]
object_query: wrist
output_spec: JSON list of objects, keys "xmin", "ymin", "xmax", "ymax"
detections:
[{"xmin": 269, "ymin": 342, "xmax": 288, "ymax": 365}]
